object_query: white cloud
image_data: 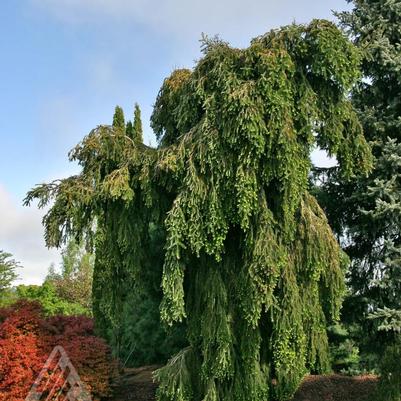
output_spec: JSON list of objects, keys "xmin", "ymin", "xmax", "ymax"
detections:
[
  {"xmin": 0, "ymin": 184, "xmax": 60, "ymax": 285},
  {"xmin": 31, "ymin": 0, "xmax": 346, "ymax": 44}
]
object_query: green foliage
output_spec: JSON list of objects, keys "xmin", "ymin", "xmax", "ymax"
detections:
[
  {"xmin": 327, "ymin": 324, "xmax": 360, "ymax": 374},
  {"xmin": 0, "ymin": 288, "xmax": 18, "ymax": 308},
  {"xmin": 119, "ymin": 291, "xmax": 187, "ymax": 367},
  {"xmin": 133, "ymin": 103, "xmax": 143, "ymax": 143},
  {"xmin": 102, "ymin": 220, "xmax": 186, "ymax": 366},
  {"xmin": 25, "ymin": 19, "xmax": 371, "ymax": 401},
  {"xmin": 370, "ymin": 308, "xmax": 401, "ymax": 334},
  {"xmin": 151, "ymin": 68, "xmax": 192, "ymax": 147},
  {"xmin": 376, "ymin": 341, "xmax": 401, "ymax": 401},
  {"xmin": 126, "ymin": 120, "xmax": 134, "ymax": 138},
  {"xmin": 6, "ymin": 240, "xmax": 93, "ymax": 317},
  {"xmin": 0, "ymin": 251, "xmax": 20, "ymax": 299},
  {"xmin": 112, "ymin": 105, "xmax": 125, "ymax": 131},
  {"xmin": 126, "ymin": 103, "xmax": 144, "ymax": 143},
  {"xmin": 16, "ymin": 282, "xmax": 89, "ymax": 316},
  {"xmin": 155, "ymin": 347, "xmax": 199, "ymax": 401},
  {"xmin": 46, "ymin": 239, "xmax": 94, "ymax": 313},
  {"xmin": 314, "ymin": 0, "xmax": 401, "ymax": 372}
]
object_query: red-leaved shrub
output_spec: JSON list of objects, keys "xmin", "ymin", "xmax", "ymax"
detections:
[{"xmin": 0, "ymin": 300, "xmax": 116, "ymax": 401}]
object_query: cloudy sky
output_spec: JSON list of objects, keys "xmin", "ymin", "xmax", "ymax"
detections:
[{"xmin": 0, "ymin": 0, "xmax": 349, "ymax": 285}]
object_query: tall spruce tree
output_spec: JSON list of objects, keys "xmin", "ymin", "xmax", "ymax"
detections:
[
  {"xmin": 133, "ymin": 103, "xmax": 143, "ymax": 143},
  {"xmin": 314, "ymin": 0, "xmax": 401, "ymax": 370},
  {"xmin": 26, "ymin": 20, "xmax": 371, "ymax": 401},
  {"xmin": 113, "ymin": 105, "xmax": 125, "ymax": 131},
  {"xmin": 126, "ymin": 120, "xmax": 134, "ymax": 139},
  {"xmin": 125, "ymin": 104, "xmax": 143, "ymax": 143}
]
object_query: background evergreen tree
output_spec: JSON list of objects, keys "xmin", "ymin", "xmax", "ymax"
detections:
[
  {"xmin": 112, "ymin": 105, "xmax": 125, "ymax": 131},
  {"xmin": 314, "ymin": 0, "xmax": 401, "ymax": 376},
  {"xmin": 126, "ymin": 120, "xmax": 134, "ymax": 139},
  {"xmin": 118, "ymin": 222, "xmax": 187, "ymax": 367},
  {"xmin": 132, "ymin": 103, "xmax": 143, "ymax": 143},
  {"xmin": 26, "ymin": 20, "xmax": 371, "ymax": 401},
  {"xmin": 0, "ymin": 251, "xmax": 20, "ymax": 305},
  {"xmin": 327, "ymin": 323, "xmax": 360, "ymax": 374},
  {"xmin": 46, "ymin": 239, "xmax": 94, "ymax": 313}
]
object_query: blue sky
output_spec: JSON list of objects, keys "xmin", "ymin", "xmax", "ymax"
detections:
[{"xmin": 0, "ymin": 0, "xmax": 350, "ymax": 284}]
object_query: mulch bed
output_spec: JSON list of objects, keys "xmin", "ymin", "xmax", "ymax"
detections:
[
  {"xmin": 292, "ymin": 374, "xmax": 378, "ymax": 401},
  {"xmin": 111, "ymin": 367, "xmax": 379, "ymax": 401},
  {"xmin": 111, "ymin": 366, "xmax": 159, "ymax": 401}
]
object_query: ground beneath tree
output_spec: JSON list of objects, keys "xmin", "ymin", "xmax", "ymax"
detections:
[
  {"xmin": 111, "ymin": 367, "xmax": 378, "ymax": 401},
  {"xmin": 111, "ymin": 366, "xmax": 160, "ymax": 401},
  {"xmin": 292, "ymin": 374, "xmax": 378, "ymax": 401}
]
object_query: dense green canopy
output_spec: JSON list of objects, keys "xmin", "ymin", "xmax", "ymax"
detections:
[
  {"xmin": 26, "ymin": 20, "xmax": 371, "ymax": 401},
  {"xmin": 311, "ymin": 2, "xmax": 401, "ymax": 393}
]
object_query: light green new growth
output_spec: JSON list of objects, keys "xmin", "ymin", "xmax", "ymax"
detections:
[{"xmin": 25, "ymin": 20, "xmax": 372, "ymax": 401}]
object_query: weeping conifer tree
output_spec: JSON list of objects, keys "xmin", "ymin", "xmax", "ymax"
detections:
[{"xmin": 26, "ymin": 20, "xmax": 372, "ymax": 401}]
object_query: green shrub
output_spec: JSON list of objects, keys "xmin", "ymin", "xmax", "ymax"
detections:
[
  {"xmin": 16, "ymin": 282, "xmax": 89, "ymax": 316},
  {"xmin": 376, "ymin": 342, "xmax": 401, "ymax": 401},
  {"xmin": 328, "ymin": 324, "xmax": 360, "ymax": 374}
]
